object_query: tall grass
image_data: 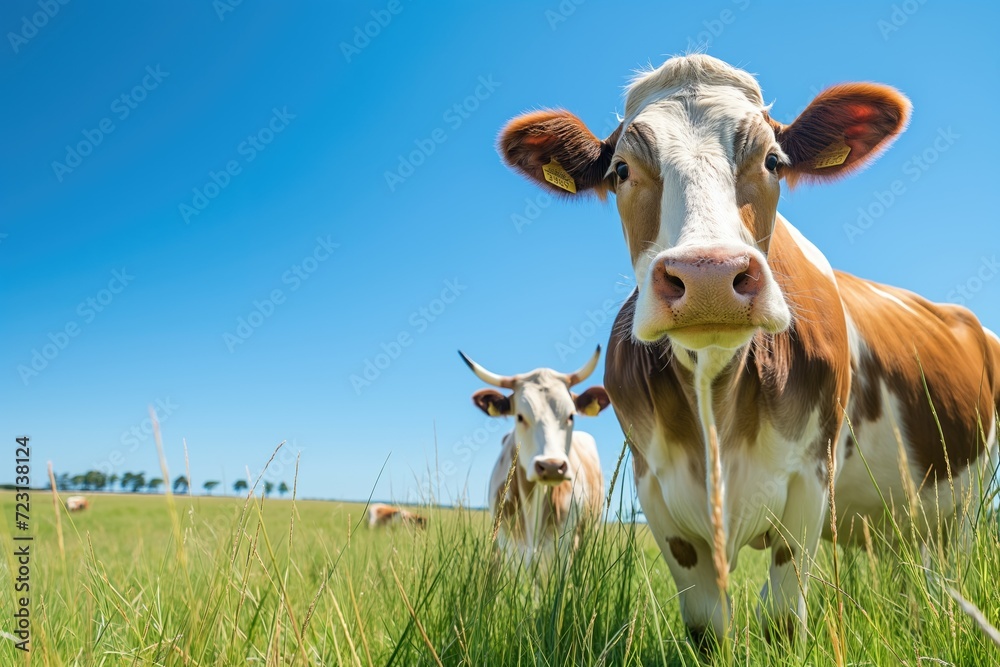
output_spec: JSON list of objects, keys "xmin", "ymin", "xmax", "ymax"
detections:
[{"xmin": 1, "ymin": 449, "xmax": 998, "ymax": 665}]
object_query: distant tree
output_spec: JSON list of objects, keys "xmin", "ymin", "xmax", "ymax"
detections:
[
  {"xmin": 127, "ymin": 472, "xmax": 146, "ymax": 493},
  {"xmin": 109, "ymin": 474, "xmax": 119, "ymax": 491},
  {"xmin": 56, "ymin": 473, "xmax": 71, "ymax": 491},
  {"xmin": 85, "ymin": 470, "xmax": 107, "ymax": 491},
  {"xmin": 263, "ymin": 481, "xmax": 274, "ymax": 497},
  {"xmin": 203, "ymin": 480, "xmax": 220, "ymax": 496},
  {"xmin": 71, "ymin": 473, "xmax": 86, "ymax": 490},
  {"xmin": 147, "ymin": 478, "xmax": 163, "ymax": 493},
  {"xmin": 173, "ymin": 476, "xmax": 189, "ymax": 494},
  {"xmin": 121, "ymin": 472, "xmax": 134, "ymax": 492},
  {"xmin": 233, "ymin": 479, "xmax": 248, "ymax": 495},
  {"xmin": 278, "ymin": 482, "xmax": 289, "ymax": 497}
]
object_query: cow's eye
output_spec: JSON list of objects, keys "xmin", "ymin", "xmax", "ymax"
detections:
[
  {"xmin": 567, "ymin": 414, "xmax": 574, "ymax": 424},
  {"xmin": 614, "ymin": 161, "xmax": 630, "ymax": 181},
  {"xmin": 516, "ymin": 414, "xmax": 525, "ymax": 424},
  {"xmin": 764, "ymin": 153, "xmax": 781, "ymax": 173}
]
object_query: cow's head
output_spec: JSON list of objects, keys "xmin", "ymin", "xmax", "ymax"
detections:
[
  {"xmin": 460, "ymin": 346, "xmax": 610, "ymax": 484},
  {"xmin": 499, "ymin": 55, "xmax": 909, "ymax": 351}
]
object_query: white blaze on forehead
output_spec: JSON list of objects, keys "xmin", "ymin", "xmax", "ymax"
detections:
[{"xmin": 623, "ymin": 55, "xmax": 767, "ymax": 124}]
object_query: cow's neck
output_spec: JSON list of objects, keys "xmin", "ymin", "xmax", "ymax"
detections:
[
  {"xmin": 674, "ymin": 340, "xmax": 757, "ymax": 464},
  {"xmin": 605, "ymin": 215, "xmax": 851, "ymax": 477},
  {"xmin": 514, "ymin": 460, "xmax": 567, "ymax": 550}
]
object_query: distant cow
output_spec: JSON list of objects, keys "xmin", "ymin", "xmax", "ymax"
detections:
[
  {"xmin": 66, "ymin": 495, "xmax": 89, "ymax": 512},
  {"xmin": 460, "ymin": 346, "xmax": 609, "ymax": 564},
  {"xmin": 367, "ymin": 503, "xmax": 427, "ymax": 529}
]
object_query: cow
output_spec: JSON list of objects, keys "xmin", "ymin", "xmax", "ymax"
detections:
[
  {"xmin": 460, "ymin": 346, "xmax": 610, "ymax": 565},
  {"xmin": 498, "ymin": 54, "xmax": 1000, "ymax": 644},
  {"xmin": 367, "ymin": 503, "xmax": 427, "ymax": 529},
  {"xmin": 66, "ymin": 495, "xmax": 89, "ymax": 512}
]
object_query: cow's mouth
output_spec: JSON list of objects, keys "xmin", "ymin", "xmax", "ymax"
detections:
[
  {"xmin": 636, "ymin": 312, "xmax": 789, "ymax": 350},
  {"xmin": 534, "ymin": 475, "xmax": 571, "ymax": 487},
  {"xmin": 659, "ymin": 323, "xmax": 758, "ymax": 351}
]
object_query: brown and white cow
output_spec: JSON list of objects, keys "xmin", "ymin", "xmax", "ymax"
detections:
[
  {"xmin": 460, "ymin": 347, "xmax": 609, "ymax": 564},
  {"xmin": 498, "ymin": 55, "xmax": 1000, "ymax": 642},
  {"xmin": 66, "ymin": 495, "xmax": 89, "ymax": 512},
  {"xmin": 367, "ymin": 503, "xmax": 427, "ymax": 528}
]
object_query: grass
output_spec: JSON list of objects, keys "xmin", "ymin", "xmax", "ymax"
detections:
[{"xmin": 1, "ymin": 458, "xmax": 999, "ymax": 666}]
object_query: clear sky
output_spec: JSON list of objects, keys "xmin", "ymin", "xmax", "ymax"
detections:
[{"xmin": 3, "ymin": 2, "xmax": 998, "ymax": 505}]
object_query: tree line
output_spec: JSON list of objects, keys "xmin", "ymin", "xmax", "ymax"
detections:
[{"xmin": 51, "ymin": 470, "xmax": 290, "ymax": 497}]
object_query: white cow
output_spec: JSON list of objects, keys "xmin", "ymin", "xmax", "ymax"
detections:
[
  {"xmin": 460, "ymin": 346, "xmax": 610, "ymax": 564},
  {"xmin": 66, "ymin": 495, "xmax": 89, "ymax": 512}
]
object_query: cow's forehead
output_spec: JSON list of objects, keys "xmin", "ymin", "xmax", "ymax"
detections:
[
  {"xmin": 623, "ymin": 55, "xmax": 766, "ymax": 130},
  {"xmin": 513, "ymin": 370, "xmax": 573, "ymax": 409},
  {"xmin": 515, "ymin": 369, "xmax": 568, "ymax": 393}
]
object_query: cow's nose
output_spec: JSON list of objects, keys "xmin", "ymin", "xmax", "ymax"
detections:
[
  {"xmin": 534, "ymin": 458, "xmax": 569, "ymax": 482},
  {"xmin": 653, "ymin": 248, "xmax": 763, "ymax": 308}
]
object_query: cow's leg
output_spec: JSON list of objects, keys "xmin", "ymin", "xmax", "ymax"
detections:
[
  {"xmin": 666, "ymin": 539, "xmax": 731, "ymax": 651},
  {"xmin": 637, "ymin": 469, "xmax": 729, "ymax": 648},
  {"xmin": 759, "ymin": 471, "xmax": 827, "ymax": 641}
]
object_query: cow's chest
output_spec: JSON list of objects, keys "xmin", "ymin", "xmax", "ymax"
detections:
[{"xmin": 640, "ymin": 414, "xmax": 823, "ymax": 550}]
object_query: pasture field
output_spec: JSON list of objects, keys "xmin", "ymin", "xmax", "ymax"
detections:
[{"xmin": 1, "ymin": 475, "xmax": 998, "ymax": 666}]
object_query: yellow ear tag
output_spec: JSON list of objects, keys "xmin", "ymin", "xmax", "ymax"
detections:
[
  {"xmin": 486, "ymin": 403, "xmax": 501, "ymax": 417},
  {"xmin": 542, "ymin": 160, "xmax": 577, "ymax": 193},
  {"xmin": 813, "ymin": 141, "xmax": 851, "ymax": 169},
  {"xmin": 582, "ymin": 401, "xmax": 601, "ymax": 417}
]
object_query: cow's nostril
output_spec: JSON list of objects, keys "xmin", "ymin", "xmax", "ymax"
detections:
[
  {"xmin": 535, "ymin": 461, "xmax": 547, "ymax": 477},
  {"xmin": 733, "ymin": 270, "xmax": 759, "ymax": 297},
  {"xmin": 557, "ymin": 461, "xmax": 568, "ymax": 476},
  {"xmin": 661, "ymin": 272, "xmax": 685, "ymax": 299}
]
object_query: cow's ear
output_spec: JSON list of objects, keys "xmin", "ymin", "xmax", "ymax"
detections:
[
  {"xmin": 472, "ymin": 389, "xmax": 512, "ymax": 417},
  {"xmin": 498, "ymin": 110, "xmax": 621, "ymax": 199},
  {"xmin": 574, "ymin": 386, "xmax": 611, "ymax": 417},
  {"xmin": 774, "ymin": 83, "xmax": 910, "ymax": 185}
]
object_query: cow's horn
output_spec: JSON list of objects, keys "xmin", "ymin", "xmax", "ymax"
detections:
[
  {"xmin": 458, "ymin": 351, "xmax": 515, "ymax": 389},
  {"xmin": 565, "ymin": 346, "xmax": 601, "ymax": 386}
]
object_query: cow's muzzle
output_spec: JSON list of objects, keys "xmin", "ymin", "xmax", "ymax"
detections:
[
  {"xmin": 533, "ymin": 457, "xmax": 570, "ymax": 484},
  {"xmin": 636, "ymin": 245, "xmax": 790, "ymax": 349}
]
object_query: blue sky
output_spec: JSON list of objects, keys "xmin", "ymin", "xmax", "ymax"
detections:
[{"xmin": 2, "ymin": 2, "xmax": 998, "ymax": 504}]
